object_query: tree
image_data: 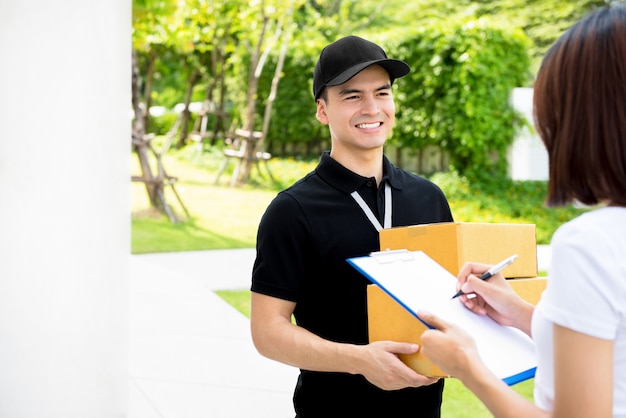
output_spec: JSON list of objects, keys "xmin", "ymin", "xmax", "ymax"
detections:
[
  {"xmin": 132, "ymin": 0, "xmax": 188, "ymax": 220},
  {"xmin": 131, "ymin": 0, "xmax": 607, "ymax": 186},
  {"xmin": 233, "ymin": 0, "xmax": 300, "ymax": 185}
]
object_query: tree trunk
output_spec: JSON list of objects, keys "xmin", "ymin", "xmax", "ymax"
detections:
[
  {"xmin": 176, "ymin": 67, "xmax": 201, "ymax": 149},
  {"xmin": 131, "ymin": 48, "xmax": 158, "ymax": 207},
  {"xmin": 142, "ymin": 51, "xmax": 156, "ymax": 131},
  {"xmin": 212, "ymin": 21, "xmax": 231, "ymax": 145},
  {"xmin": 235, "ymin": 13, "xmax": 269, "ymax": 185},
  {"xmin": 259, "ymin": 1, "xmax": 293, "ymax": 150}
]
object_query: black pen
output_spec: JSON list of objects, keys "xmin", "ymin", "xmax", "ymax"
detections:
[{"xmin": 451, "ymin": 254, "xmax": 518, "ymax": 299}]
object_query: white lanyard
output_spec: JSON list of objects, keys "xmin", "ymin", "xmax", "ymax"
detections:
[{"xmin": 350, "ymin": 182, "xmax": 392, "ymax": 232}]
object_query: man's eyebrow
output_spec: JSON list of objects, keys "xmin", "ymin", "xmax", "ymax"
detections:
[
  {"xmin": 337, "ymin": 84, "xmax": 392, "ymax": 96},
  {"xmin": 337, "ymin": 88, "xmax": 361, "ymax": 97}
]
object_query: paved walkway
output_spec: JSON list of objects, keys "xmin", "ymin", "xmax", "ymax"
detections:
[
  {"xmin": 129, "ymin": 247, "xmax": 552, "ymax": 417},
  {"xmin": 129, "ymin": 249, "xmax": 298, "ymax": 418}
]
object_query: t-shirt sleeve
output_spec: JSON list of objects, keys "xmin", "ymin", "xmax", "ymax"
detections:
[
  {"xmin": 251, "ymin": 191, "xmax": 313, "ymax": 302},
  {"xmin": 540, "ymin": 221, "xmax": 624, "ymax": 340}
]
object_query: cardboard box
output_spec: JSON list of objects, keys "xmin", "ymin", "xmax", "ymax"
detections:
[
  {"xmin": 507, "ymin": 277, "xmax": 547, "ymax": 306},
  {"xmin": 379, "ymin": 222, "xmax": 537, "ymax": 278},
  {"xmin": 367, "ymin": 284, "xmax": 447, "ymax": 378},
  {"xmin": 367, "ymin": 278, "xmax": 546, "ymax": 378},
  {"xmin": 369, "ymin": 222, "xmax": 545, "ymax": 377}
]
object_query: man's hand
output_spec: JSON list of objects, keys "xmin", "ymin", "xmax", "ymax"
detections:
[{"xmin": 355, "ymin": 341, "xmax": 440, "ymax": 390}]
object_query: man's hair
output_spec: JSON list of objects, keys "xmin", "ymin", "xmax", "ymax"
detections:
[
  {"xmin": 318, "ymin": 88, "xmax": 328, "ymax": 103},
  {"xmin": 534, "ymin": 3, "xmax": 626, "ymax": 207}
]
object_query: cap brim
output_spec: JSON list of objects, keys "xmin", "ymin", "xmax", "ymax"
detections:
[{"xmin": 325, "ymin": 59, "xmax": 411, "ymax": 87}]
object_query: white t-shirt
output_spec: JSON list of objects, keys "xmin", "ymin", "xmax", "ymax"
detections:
[{"xmin": 531, "ymin": 206, "xmax": 626, "ymax": 417}]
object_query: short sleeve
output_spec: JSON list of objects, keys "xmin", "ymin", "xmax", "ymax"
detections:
[
  {"xmin": 251, "ymin": 191, "xmax": 313, "ymax": 301},
  {"xmin": 540, "ymin": 220, "xmax": 625, "ymax": 340}
]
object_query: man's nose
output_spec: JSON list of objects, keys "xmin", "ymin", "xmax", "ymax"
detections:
[{"xmin": 360, "ymin": 95, "xmax": 379, "ymax": 115}]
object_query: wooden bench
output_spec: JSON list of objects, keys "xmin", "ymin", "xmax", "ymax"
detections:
[{"xmin": 214, "ymin": 128, "xmax": 274, "ymax": 186}]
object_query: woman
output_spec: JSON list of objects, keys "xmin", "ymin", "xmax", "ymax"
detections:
[{"xmin": 418, "ymin": 4, "xmax": 626, "ymax": 417}]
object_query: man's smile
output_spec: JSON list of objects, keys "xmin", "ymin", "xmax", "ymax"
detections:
[{"xmin": 356, "ymin": 122, "xmax": 382, "ymax": 129}]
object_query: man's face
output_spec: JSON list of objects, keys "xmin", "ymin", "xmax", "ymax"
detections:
[{"xmin": 316, "ymin": 65, "xmax": 395, "ymax": 153}]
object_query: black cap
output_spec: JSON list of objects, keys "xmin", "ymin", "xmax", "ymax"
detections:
[{"xmin": 313, "ymin": 36, "xmax": 411, "ymax": 100}]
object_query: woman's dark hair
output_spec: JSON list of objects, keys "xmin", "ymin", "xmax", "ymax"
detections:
[{"xmin": 533, "ymin": 3, "xmax": 626, "ymax": 207}]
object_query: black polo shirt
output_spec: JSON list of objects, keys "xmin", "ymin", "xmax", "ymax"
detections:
[{"xmin": 252, "ymin": 152, "xmax": 453, "ymax": 417}]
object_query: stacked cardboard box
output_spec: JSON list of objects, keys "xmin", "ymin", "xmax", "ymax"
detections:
[{"xmin": 367, "ymin": 222, "xmax": 547, "ymax": 377}]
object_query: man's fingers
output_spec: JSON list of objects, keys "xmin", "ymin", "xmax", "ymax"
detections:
[{"xmin": 388, "ymin": 342, "xmax": 420, "ymax": 355}]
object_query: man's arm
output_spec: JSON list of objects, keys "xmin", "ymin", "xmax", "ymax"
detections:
[{"xmin": 250, "ymin": 291, "xmax": 439, "ymax": 390}]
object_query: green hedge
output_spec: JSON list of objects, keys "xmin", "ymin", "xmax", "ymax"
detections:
[
  {"xmin": 391, "ymin": 18, "xmax": 532, "ymax": 180},
  {"xmin": 260, "ymin": 44, "xmax": 326, "ymax": 154}
]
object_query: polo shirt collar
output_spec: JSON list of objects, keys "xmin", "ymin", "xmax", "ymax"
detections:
[{"xmin": 315, "ymin": 151, "xmax": 403, "ymax": 194}]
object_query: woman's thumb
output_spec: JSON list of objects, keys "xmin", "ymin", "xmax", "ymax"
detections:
[{"xmin": 418, "ymin": 309, "xmax": 448, "ymax": 331}]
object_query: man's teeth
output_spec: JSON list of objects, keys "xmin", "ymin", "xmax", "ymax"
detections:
[{"xmin": 356, "ymin": 122, "xmax": 381, "ymax": 129}]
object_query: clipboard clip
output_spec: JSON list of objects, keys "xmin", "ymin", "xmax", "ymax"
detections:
[{"xmin": 369, "ymin": 249, "xmax": 414, "ymax": 264}]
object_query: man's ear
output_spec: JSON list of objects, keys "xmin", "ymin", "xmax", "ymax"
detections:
[{"xmin": 316, "ymin": 99, "xmax": 329, "ymax": 125}]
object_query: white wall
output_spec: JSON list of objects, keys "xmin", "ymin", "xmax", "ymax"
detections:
[
  {"xmin": 508, "ymin": 87, "xmax": 549, "ymax": 181},
  {"xmin": 0, "ymin": 1, "xmax": 130, "ymax": 417}
]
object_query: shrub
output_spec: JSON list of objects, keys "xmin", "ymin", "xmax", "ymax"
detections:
[{"xmin": 391, "ymin": 17, "xmax": 533, "ymax": 181}]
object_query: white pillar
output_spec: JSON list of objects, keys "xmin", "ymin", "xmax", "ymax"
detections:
[
  {"xmin": 508, "ymin": 87, "xmax": 549, "ymax": 181},
  {"xmin": 0, "ymin": 1, "xmax": 130, "ymax": 417}
]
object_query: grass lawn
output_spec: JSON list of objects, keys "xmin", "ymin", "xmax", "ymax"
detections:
[
  {"xmin": 132, "ymin": 146, "xmax": 585, "ymax": 252},
  {"xmin": 131, "ymin": 146, "xmax": 318, "ymax": 252},
  {"xmin": 132, "ymin": 145, "xmax": 573, "ymax": 417}
]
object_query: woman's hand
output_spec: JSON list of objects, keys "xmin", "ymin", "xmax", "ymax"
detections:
[
  {"xmin": 455, "ymin": 262, "xmax": 534, "ymax": 334},
  {"xmin": 418, "ymin": 310, "xmax": 483, "ymax": 380}
]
